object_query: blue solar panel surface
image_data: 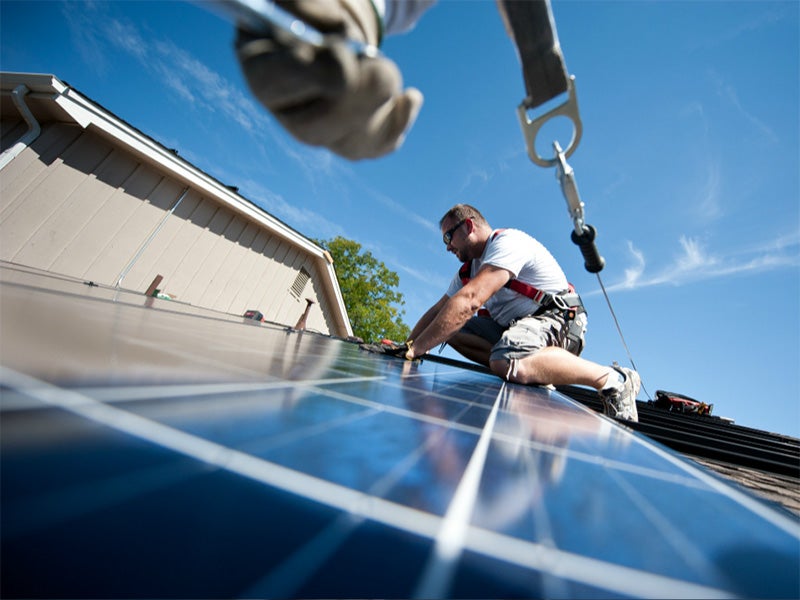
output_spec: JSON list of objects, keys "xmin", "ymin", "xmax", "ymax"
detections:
[{"xmin": 1, "ymin": 265, "xmax": 798, "ymax": 598}]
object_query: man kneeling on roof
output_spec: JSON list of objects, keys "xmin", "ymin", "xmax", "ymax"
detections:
[{"xmin": 404, "ymin": 204, "xmax": 640, "ymax": 422}]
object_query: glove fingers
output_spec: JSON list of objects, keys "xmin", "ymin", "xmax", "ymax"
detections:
[
  {"xmin": 279, "ymin": 51, "xmax": 422, "ymax": 158},
  {"xmin": 332, "ymin": 87, "xmax": 423, "ymax": 159},
  {"xmin": 278, "ymin": 47, "xmax": 398, "ymax": 143},
  {"xmin": 237, "ymin": 37, "xmax": 357, "ymax": 111},
  {"xmin": 236, "ymin": 5, "xmax": 420, "ymax": 160},
  {"xmin": 330, "ymin": 55, "xmax": 423, "ymax": 158}
]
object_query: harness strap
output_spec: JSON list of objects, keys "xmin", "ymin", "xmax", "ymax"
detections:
[
  {"xmin": 459, "ymin": 261, "xmax": 581, "ymax": 312},
  {"xmin": 496, "ymin": 0, "xmax": 568, "ymax": 109}
]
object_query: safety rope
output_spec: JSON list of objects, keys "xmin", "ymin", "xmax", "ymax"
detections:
[{"xmin": 596, "ymin": 273, "xmax": 651, "ymax": 400}]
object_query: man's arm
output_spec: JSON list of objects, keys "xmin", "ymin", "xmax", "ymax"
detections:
[
  {"xmin": 407, "ymin": 265, "xmax": 511, "ymax": 358},
  {"xmin": 407, "ymin": 293, "xmax": 449, "ymax": 342}
]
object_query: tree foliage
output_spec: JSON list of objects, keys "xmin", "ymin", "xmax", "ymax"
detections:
[{"xmin": 316, "ymin": 236, "xmax": 409, "ymax": 342}]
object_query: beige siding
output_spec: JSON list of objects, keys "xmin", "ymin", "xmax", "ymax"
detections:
[
  {"xmin": 204, "ymin": 219, "xmax": 260, "ymax": 312},
  {"xmin": 0, "ymin": 120, "xmax": 342, "ymax": 334},
  {"xmin": 301, "ymin": 264, "xmax": 335, "ymax": 334},
  {"xmin": 1, "ymin": 122, "xmax": 83, "ymax": 209}
]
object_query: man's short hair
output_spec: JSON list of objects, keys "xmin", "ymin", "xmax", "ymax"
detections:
[{"xmin": 439, "ymin": 204, "xmax": 488, "ymax": 228}]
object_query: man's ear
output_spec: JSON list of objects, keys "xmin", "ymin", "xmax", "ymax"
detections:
[{"xmin": 464, "ymin": 218, "xmax": 473, "ymax": 234}]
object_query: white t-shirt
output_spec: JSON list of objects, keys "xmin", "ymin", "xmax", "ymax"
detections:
[{"xmin": 445, "ymin": 229, "xmax": 569, "ymax": 327}]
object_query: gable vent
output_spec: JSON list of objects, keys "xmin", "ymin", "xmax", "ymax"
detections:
[{"xmin": 290, "ymin": 267, "xmax": 311, "ymax": 298}]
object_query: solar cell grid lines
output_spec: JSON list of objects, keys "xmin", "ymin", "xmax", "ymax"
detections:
[{"xmin": 1, "ymin": 265, "xmax": 798, "ymax": 598}]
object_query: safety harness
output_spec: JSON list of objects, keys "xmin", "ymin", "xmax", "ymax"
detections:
[{"xmin": 459, "ymin": 230, "xmax": 585, "ymax": 346}]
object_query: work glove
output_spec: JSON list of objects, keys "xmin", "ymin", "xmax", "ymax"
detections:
[
  {"xmin": 359, "ymin": 339, "xmax": 417, "ymax": 360},
  {"xmin": 236, "ymin": 0, "xmax": 423, "ymax": 160}
]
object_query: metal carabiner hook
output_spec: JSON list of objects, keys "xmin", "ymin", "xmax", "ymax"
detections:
[
  {"xmin": 553, "ymin": 141, "xmax": 585, "ymax": 235},
  {"xmin": 516, "ymin": 75, "xmax": 582, "ymax": 168}
]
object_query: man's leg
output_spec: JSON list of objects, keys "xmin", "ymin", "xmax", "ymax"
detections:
[
  {"xmin": 448, "ymin": 316, "xmax": 505, "ymax": 367},
  {"xmin": 448, "ymin": 331, "xmax": 494, "ymax": 366},
  {"xmin": 487, "ymin": 314, "xmax": 640, "ymax": 421},
  {"xmin": 489, "ymin": 345, "xmax": 610, "ymax": 388}
]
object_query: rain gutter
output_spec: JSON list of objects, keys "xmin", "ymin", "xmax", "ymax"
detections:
[{"xmin": 0, "ymin": 84, "xmax": 42, "ymax": 170}]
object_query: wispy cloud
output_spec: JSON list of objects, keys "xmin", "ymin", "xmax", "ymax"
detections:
[
  {"xmin": 588, "ymin": 232, "xmax": 800, "ymax": 295},
  {"xmin": 235, "ymin": 177, "xmax": 346, "ymax": 241},
  {"xmin": 621, "ymin": 241, "xmax": 645, "ymax": 288},
  {"xmin": 677, "ymin": 101, "xmax": 723, "ymax": 221},
  {"xmin": 709, "ymin": 70, "xmax": 779, "ymax": 144},
  {"xmin": 697, "ymin": 158, "xmax": 722, "ymax": 221},
  {"xmin": 455, "ymin": 145, "xmax": 526, "ymax": 197},
  {"xmin": 360, "ymin": 241, "xmax": 450, "ymax": 290},
  {"xmin": 338, "ymin": 168, "xmax": 441, "ymax": 235},
  {"xmin": 98, "ymin": 15, "xmax": 274, "ymax": 137},
  {"xmin": 691, "ymin": 7, "xmax": 788, "ymax": 51}
]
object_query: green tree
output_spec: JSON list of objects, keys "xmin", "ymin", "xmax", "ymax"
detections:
[{"xmin": 316, "ymin": 236, "xmax": 409, "ymax": 342}]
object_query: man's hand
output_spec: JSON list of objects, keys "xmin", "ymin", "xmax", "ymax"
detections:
[
  {"xmin": 358, "ymin": 339, "xmax": 419, "ymax": 360},
  {"xmin": 236, "ymin": 0, "xmax": 423, "ymax": 160},
  {"xmin": 381, "ymin": 339, "xmax": 416, "ymax": 360}
]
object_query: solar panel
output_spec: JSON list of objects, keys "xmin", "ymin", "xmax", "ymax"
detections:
[{"xmin": 2, "ymin": 264, "xmax": 798, "ymax": 598}]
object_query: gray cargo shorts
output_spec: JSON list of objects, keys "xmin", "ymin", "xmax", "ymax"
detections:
[{"xmin": 460, "ymin": 310, "xmax": 586, "ymax": 362}]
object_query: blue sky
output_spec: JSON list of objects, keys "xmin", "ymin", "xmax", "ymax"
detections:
[{"xmin": 2, "ymin": 0, "xmax": 798, "ymax": 438}]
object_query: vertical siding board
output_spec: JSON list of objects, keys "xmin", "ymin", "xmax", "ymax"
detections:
[
  {"xmin": 106, "ymin": 181, "xmax": 194, "ymax": 291},
  {"xmin": 164, "ymin": 198, "xmax": 222, "ymax": 300},
  {"xmin": 254, "ymin": 239, "xmax": 291, "ymax": 319},
  {"xmin": 199, "ymin": 215, "xmax": 249, "ymax": 311},
  {"xmin": 305, "ymin": 274, "xmax": 331, "ymax": 334},
  {"xmin": 224, "ymin": 228, "xmax": 271, "ymax": 315},
  {"xmin": 82, "ymin": 168, "xmax": 170, "ymax": 285},
  {"xmin": 123, "ymin": 191, "xmax": 203, "ymax": 294},
  {"xmin": 0, "ymin": 123, "xmax": 83, "ymax": 217},
  {"xmin": 239, "ymin": 242, "xmax": 276, "ymax": 316},
  {"xmin": 246, "ymin": 235, "xmax": 282, "ymax": 317},
  {"xmin": 275, "ymin": 251, "xmax": 310, "ymax": 325},
  {"xmin": 83, "ymin": 164, "xmax": 164, "ymax": 285},
  {"xmin": 105, "ymin": 177, "xmax": 190, "ymax": 285},
  {"xmin": 215, "ymin": 221, "xmax": 261, "ymax": 313},
  {"xmin": 2, "ymin": 132, "xmax": 113, "ymax": 264},
  {"xmin": 263, "ymin": 240, "xmax": 302, "ymax": 324},
  {"xmin": 45, "ymin": 148, "xmax": 142, "ymax": 275},
  {"xmin": 182, "ymin": 208, "xmax": 236, "ymax": 303},
  {"xmin": 305, "ymin": 264, "xmax": 332, "ymax": 334},
  {"xmin": 299, "ymin": 265, "xmax": 329, "ymax": 334}
]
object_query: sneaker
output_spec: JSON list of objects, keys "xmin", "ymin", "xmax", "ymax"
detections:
[{"xmin": 599, "ymin": 365, "xmax": 640, "ymax": 422}]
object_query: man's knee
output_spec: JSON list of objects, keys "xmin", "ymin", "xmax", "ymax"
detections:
[
  {"xmin": 490, "ymin": 357, "xmax": 538, "ymax": 384},
  {"xmin": 492, "ymin": 350, "xmax": 560, "ymax": 385}
]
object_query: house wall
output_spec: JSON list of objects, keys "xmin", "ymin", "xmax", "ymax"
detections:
[{"xmin": 0, "ymin": 117, "xmax": 335, "ymax": 334}]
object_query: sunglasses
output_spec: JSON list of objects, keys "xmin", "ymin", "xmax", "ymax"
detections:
[{"xmin": 443, "ymin": 219, "xmax": 466, "ymax": 245}]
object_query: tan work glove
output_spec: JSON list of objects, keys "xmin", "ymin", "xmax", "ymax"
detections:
[{"xmin": 236, "ymin": 0, "xmax": 423, "ymax": 160}]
